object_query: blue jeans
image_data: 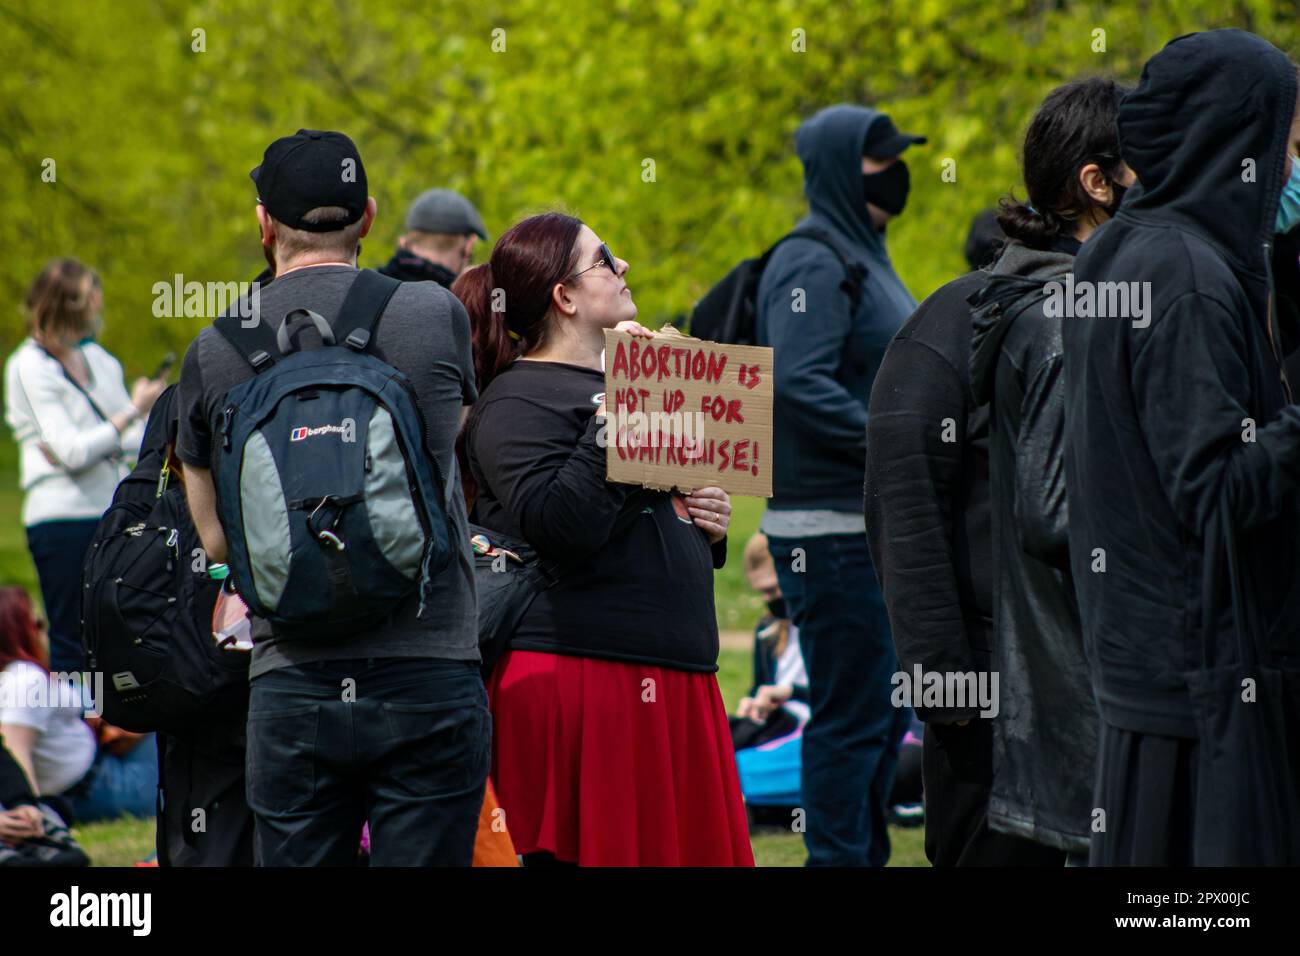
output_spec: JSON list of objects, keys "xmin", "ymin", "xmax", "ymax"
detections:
[
  {"xmin": 66, "ymin": 733, "xmax": 159, "ymax": 824},
  {"xmin": 246, "ymin": 658, "xmax": 489, "ymax": 867},
  {"xmin": 768, "ymin": 533, "xmax": 910, "ymax": 866}
]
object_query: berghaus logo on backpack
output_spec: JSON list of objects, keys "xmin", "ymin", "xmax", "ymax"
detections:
[{"xmin": 290, "ymin": 418, "xmax": 356, "ymax": 442}]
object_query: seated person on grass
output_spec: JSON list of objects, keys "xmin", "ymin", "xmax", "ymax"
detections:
[
  {"xmin": 730, "ymin": 533, "xmax": 809, "ymax": 824},
  {"xmin": 0, "ymin": 587, "xmax": 156, "ymax": 826}
]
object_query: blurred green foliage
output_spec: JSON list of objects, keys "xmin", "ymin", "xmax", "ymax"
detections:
[{"xmin": 5, "ymin": 0, "xmax": 1300, "ymax": 376}]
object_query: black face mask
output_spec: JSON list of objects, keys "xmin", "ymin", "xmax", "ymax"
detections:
[
  {"xmin": 862, "ymin": 159, "xmax": 911, "ymax": 217},
  {"xmin": 766, "ymin": 597, "xmax": 788, "ymax": 620}
]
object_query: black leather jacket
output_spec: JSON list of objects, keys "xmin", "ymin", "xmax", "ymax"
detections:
[{"xmin": 968, "ymin": 237, "xmax": 1098, "ymax": 853}]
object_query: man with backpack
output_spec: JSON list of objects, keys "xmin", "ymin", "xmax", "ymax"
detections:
[
  {"xmin": 177, "ymin": 130, "xmax": 485, "ymax": 866},
  {"xmin": 756, "ymin": 105, "xmax": 923, "ymax": 866}
]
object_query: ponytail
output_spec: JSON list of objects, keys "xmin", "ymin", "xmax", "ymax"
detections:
[{"xmin": 452, "ymin": 262, "xmax": 517, "ymax": 394}]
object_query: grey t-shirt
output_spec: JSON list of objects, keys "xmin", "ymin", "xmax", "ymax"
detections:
[{"xmin": 177, "ymin": 265, "xmax": 479, "ymax": 677}]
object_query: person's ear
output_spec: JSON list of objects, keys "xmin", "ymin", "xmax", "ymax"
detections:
[
  {"xmin": 359, "ymin": 197, "xmax": 378, "ymax": 239},
  {"xmin": 256, "ymin": 205, "xmax": 275, "ymax": 249},
  {"xmin": 1078, "ymin": 162, "xmax": 1113, "ymax": 207},
  {"xmin": 552, "ymin": 280, "xmax": 579, "ymax": 317}
]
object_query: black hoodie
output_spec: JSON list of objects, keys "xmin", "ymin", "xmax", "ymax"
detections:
[
  {"xmin": 1063, "ymin": 30, "xmax": 1300, "ymax": 738},
  {"xmin": 969, "ymin": 236, "xmax": 1097, "ymax": 853}
]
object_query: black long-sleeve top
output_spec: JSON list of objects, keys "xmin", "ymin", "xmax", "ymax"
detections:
[{"xmin": 465, "ymin": 359, "xmax": 725, "ymax": 672}]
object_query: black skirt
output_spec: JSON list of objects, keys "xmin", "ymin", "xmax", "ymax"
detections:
[{"xmin": 1090, "ymin": 721, "xmax": 1198, "ymax": 866}]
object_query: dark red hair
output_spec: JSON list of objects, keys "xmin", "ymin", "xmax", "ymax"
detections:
[
  {"xmin": 452, "ymin": 212, "xmax": 583, "ymax": 394},
  {"xmin": 451, "ymin": 212, "xmax": 584, "ymax": 511},
  {"xmin": 0, "ymin": 587, "xmax": 48, "ymax": 672}
]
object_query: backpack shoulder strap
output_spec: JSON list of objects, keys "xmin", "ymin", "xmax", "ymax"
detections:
[
  {"xmin": 213, "ymin": 270, "xmax": 402, "ymax": 371},
  {"xmin": 779, "ymin": 226, "xmax": 868, "ymax": 312},
  {"xmin": 331, "ymin": 269, "xmax": 402, "ymax": 352},
  {"xmin": 213, "ymin": 289, "xmax": 280, "ymax": 373}
]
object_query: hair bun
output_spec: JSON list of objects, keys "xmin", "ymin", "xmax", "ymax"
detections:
[{"xmin": 996, "ymin": 197, "xmax": 1061, "ymax": 249}]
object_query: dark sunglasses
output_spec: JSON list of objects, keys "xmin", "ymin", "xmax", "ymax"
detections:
[{"xmin": 567, "ymin": 243, "xmax": 618, "ymax": 281}]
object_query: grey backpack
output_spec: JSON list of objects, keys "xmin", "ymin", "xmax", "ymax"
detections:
[{"xmin": 212, "ymin": 270, "xmax": 453, "ymax": 639}]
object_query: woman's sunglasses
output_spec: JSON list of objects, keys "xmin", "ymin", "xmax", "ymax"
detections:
[{"xmin": 567, "ymin": 243, "xmax": 618, "ymax": 281}]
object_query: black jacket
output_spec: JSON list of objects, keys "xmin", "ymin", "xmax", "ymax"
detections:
[
  {"xmin": 757, "ymin": 105, "xmax": 919, "ymax": 512},
  {"xmin": 377, "ymin": 249, "xmax": 458, "ymax": 288},
  {"xmin": 865, "ymin": 270, "xmax": 993, "ymax": 722},
  {"xmin": 969, "ymin": 236, "xmax": 1097, "ymax": 852},
  {"xmin": 1064, "ymin": 29, "xmax": 1300, "ymax": 738}
]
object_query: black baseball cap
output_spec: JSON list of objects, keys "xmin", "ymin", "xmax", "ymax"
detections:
[
  {"xmin": 862, "ymin": 115, "xmax": 927, "ymax": 157},
  {"xmin": 249, "ymin": 129, "xmax": 368, "ymax": 232}
]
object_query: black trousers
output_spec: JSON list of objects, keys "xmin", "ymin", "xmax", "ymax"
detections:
[
  {"xmin": 26, "ymin": 518, "xmax": 100, "ymax": 674},
  {"xmin": 158, "ymin": 718, "xmax": 255, "ymax": 867},
  {"xmin": 922, "ymin": 720, "xmax": 1066, "ymax": 866},
  {"xmin": 245, "ymin": 657, "xmax": 489, "ymax": 867}
]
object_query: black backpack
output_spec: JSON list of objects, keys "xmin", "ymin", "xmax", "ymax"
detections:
[
  {"xmin": 689, "ymin": 226, "xmax": 868, "ymax": 345},
  {"xmin": 81, "ymin": 385, "xmax": 250, "ymax": 735}
]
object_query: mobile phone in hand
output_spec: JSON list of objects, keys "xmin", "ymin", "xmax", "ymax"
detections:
[{"xmin": 152, "ymin": 352, "xmax": 176, "ymax": 380}]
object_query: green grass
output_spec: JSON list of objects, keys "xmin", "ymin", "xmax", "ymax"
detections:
[
  {"xmin": 74, "ymin": 817, "xmax": 926, "ymax": 868},
  {"xmin": 70, "ymin": 816, "xmax": 157, "ymax": 867}
]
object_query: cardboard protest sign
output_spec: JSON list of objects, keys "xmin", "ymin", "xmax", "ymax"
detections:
[{"xmin": 602, "ymin": 326, "xmax": 773, "ymax": 497}]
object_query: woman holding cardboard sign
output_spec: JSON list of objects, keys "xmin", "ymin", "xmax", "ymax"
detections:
[{"xmin": 454, "ymin": 212, "xmax": 753, "ymax": 867}]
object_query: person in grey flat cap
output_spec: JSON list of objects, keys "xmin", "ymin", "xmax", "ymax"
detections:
[{"xmin": 378, "ymin": 188, "xmax": 489, "ymax": 288}]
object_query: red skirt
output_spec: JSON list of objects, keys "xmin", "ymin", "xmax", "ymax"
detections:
[{"xmin": 487, "ymin": 649, "xmax": 755, "ymax": 866}]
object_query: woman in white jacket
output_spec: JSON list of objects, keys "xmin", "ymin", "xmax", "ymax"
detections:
[{"xmin": 4, "ymin": 259, "xmax": 165, "ymax": 673}]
